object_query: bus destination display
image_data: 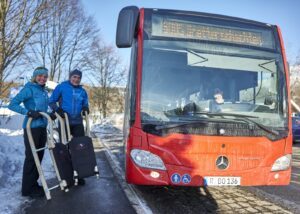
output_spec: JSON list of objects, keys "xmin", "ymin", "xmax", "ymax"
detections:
[{"xmin": 152, "ymin": 16, "xmax": 265, "ymax": 47}]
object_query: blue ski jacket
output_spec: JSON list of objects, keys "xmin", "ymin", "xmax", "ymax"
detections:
[
  {"xmin": 8, "ymin": 82, "xmax": 49, "ymax": 128},
  {"xmin": 49, "ymin": 81, "xmax": 89, "ymax": 125}
]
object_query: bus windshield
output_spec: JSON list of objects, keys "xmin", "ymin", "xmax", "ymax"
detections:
[{"xmin": 140, "ymin": 10, "xmax": 288, "ymax": 130}]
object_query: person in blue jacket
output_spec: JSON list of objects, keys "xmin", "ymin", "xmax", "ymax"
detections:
[
  {"xmin": 49, "ymin": 69, "xmax": 89, "ymax": 185},
  {"xmin": 8, "ymin": 67, "xmax": 55, "ymax": 198}
]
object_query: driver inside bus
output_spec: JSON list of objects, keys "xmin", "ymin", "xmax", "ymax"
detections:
[{"xmin": 209, "ymin": 88, "xmax": 224, "ymax": 113}]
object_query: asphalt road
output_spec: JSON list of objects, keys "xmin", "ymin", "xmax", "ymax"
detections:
[
  {"xmin": 21, "ymin": 143, "xmax": 135, "ymax": 214},
  {"xmin": 94, "ymin": 127, "xmax": 293, "ymax": 214},
  {"xmin": 246, "ymin": 143, "xmax": 300, "ymax": 212}
]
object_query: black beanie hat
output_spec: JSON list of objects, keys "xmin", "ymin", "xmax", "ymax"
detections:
[{"xmin": 69, "ymin": 69, "xmax": 82, "ymax": 79}]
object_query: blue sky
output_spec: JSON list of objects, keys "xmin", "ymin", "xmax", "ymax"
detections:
[{"xmin": 83, "ymin": 0, "xmax": 300, "ymax": 64}]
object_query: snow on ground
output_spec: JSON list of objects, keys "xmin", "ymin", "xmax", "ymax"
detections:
[
  {"xmin": 91, "ymin": 113, "xmax": 124, "ymax": 136},
  {"xmin": 0, "ymin": 126, "xmax": 26, "ymax": 214},
  {"xmin": 0, "ymin": 109, "xmax": 124, "ymax": 214},
  {"xmin": 0, "ymin": 111, "xmax": 55, "ymax": 214},
  {"xmin": 91, "ymin": 113, "xmax": 125, "ymax": 170}
]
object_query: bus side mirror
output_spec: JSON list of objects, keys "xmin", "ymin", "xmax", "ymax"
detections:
[{"xmin": 116, "ymin": 6, "xmax": 139, "ymax": 48}]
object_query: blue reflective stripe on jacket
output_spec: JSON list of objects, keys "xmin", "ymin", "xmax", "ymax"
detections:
[
  {"xmin": 8, "ymin": 82, "xmax": 49, "ymax": 128},
  {"xmin": 49, "ymin": 81, "xmax": 89, "ymax": 125}
]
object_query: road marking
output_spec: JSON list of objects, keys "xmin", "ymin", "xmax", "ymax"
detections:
[{"xmin": 92, "ymin": 136, "xmax": 153, "ymax": 214}]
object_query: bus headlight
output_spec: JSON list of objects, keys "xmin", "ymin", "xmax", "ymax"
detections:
[
  {"xmin": 130, "ymin": 149, "xmax": 166, "ymax": 170},
  {"xmin": 271, "ymin": 154, "xmax": 291, "ymax": 171}
]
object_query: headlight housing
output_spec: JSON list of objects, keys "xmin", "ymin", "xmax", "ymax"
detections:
[
  {"xmin": 130, "ymin": 149, "xmax": 166, "ymax": 170},
  {"xmin": 271, "ymin": 154, "xmax": 291, "ymax": 171}
]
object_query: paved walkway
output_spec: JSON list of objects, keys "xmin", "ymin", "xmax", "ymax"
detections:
[{"xmin": 21, "ymin": 141, "xmax": 135, "ymax": 214}]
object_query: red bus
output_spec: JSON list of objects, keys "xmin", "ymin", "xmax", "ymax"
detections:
[{"xmin": 116, "ymin": 6, "xmax": 292, "ymax": 186}]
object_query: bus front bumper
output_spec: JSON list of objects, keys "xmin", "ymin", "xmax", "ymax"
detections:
[{"xmin": 126, "ymin": 158, "xmax": 291, "ymax": 186}]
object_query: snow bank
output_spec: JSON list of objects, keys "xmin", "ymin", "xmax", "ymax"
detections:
[
  {"xmin": 91, "ymin": 113, "xmax": 124, "ymax": 135},
  {"xmin": 0, "ymin": 127, "xmax": 26, "ymax": 214},
  {"xmin": 0, "ymin": 114, "xmax": 55, "ymax": 214},
  {"xmin": 0, "ymin": 110, "xmax": 23, "ymax": 130},
  {"xmin": 109, "ymin": 113, "xmax": 124, "ymax": 128}
]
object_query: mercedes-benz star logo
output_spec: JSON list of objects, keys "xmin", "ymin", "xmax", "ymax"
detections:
[{"xmin": 216, "ymin": 156, "xmax": 229, "ymax": 170}]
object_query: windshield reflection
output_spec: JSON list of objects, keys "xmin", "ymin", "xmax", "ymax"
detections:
[{"xmin": 141, "ymin": 40, "xmax": 287, "ymax": 129}]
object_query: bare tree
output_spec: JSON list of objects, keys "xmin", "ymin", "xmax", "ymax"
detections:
[
  {"xmin": 296, "ymin": 50, "xmax": 300, "ymax": 66},
  {"xmin": 85, "ymin": 40, "xmax": 126, "ymax": 118},
  {"xmin": 290, "ymin": 51, "xmax": 300, "ymax": 109},
  {"xmin": 0, "ymin": 0, "xmax": 47, "ymax": 95},
  {"xmin": 26, "ymin": 0, "xmax": 98, "ymax": 82}
]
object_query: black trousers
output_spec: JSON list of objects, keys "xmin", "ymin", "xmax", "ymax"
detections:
[
  {"xmin": 22, "ymin": 127, "xmax": 47, "ymax": 195},
  {"xmin": 70, "ymin": 123, "xmax": 85, "ymax": 137},
  {"xmin": 59, "ymin": 123, "xmax": 85, "ymax": 142}
]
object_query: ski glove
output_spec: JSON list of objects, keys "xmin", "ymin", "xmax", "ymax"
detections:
[
  {"xmin": 56, "ymin": 107, "xmax": 65, "ymax": 118},
  {"xmin": 82, "ymin": 106, "xmax": 89, "ymax": 115},
  {"xmin": 27, "ymin": 110, "xmax": 41, "ymax": 119},
  {"xmin": 49, "ymin": 111, "xmax": 57, "ymax": 121}
]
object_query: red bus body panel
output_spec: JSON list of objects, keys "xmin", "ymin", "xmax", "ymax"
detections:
[
  {"xmin": 126, "ymin": 127, "xmax": 291, "ymax": 186},
  {"xmin": 124, "ymin": 9, "xmax": 292, "ymax": 186}
]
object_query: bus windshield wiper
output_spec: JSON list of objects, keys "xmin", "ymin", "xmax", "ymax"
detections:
[
  {"xmin": 193, "ymin": 111, "xmax": 259, "ymax": 118},
  {"xmin": 154, "ymin": 119, "xmax": 208, "ymax": 130},
  {"xmin": 154, "ymin": 116, "xmax": 242, "ymax": 130},
  {"xmin": 234, "ymin": 116, "xmax": 279, "ymax": 136},
  {"xmin": 194, "ymin": 112, "xmax": 279, "ymax": 136},
  {"xmin": 149, "ymin": 112, "xmax": 280, "ymax": 136}
]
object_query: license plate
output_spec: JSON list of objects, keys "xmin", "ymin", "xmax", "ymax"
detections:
[{"xmin": 204, "ymin": 176, "xmax": 241, "ymax": 186}]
